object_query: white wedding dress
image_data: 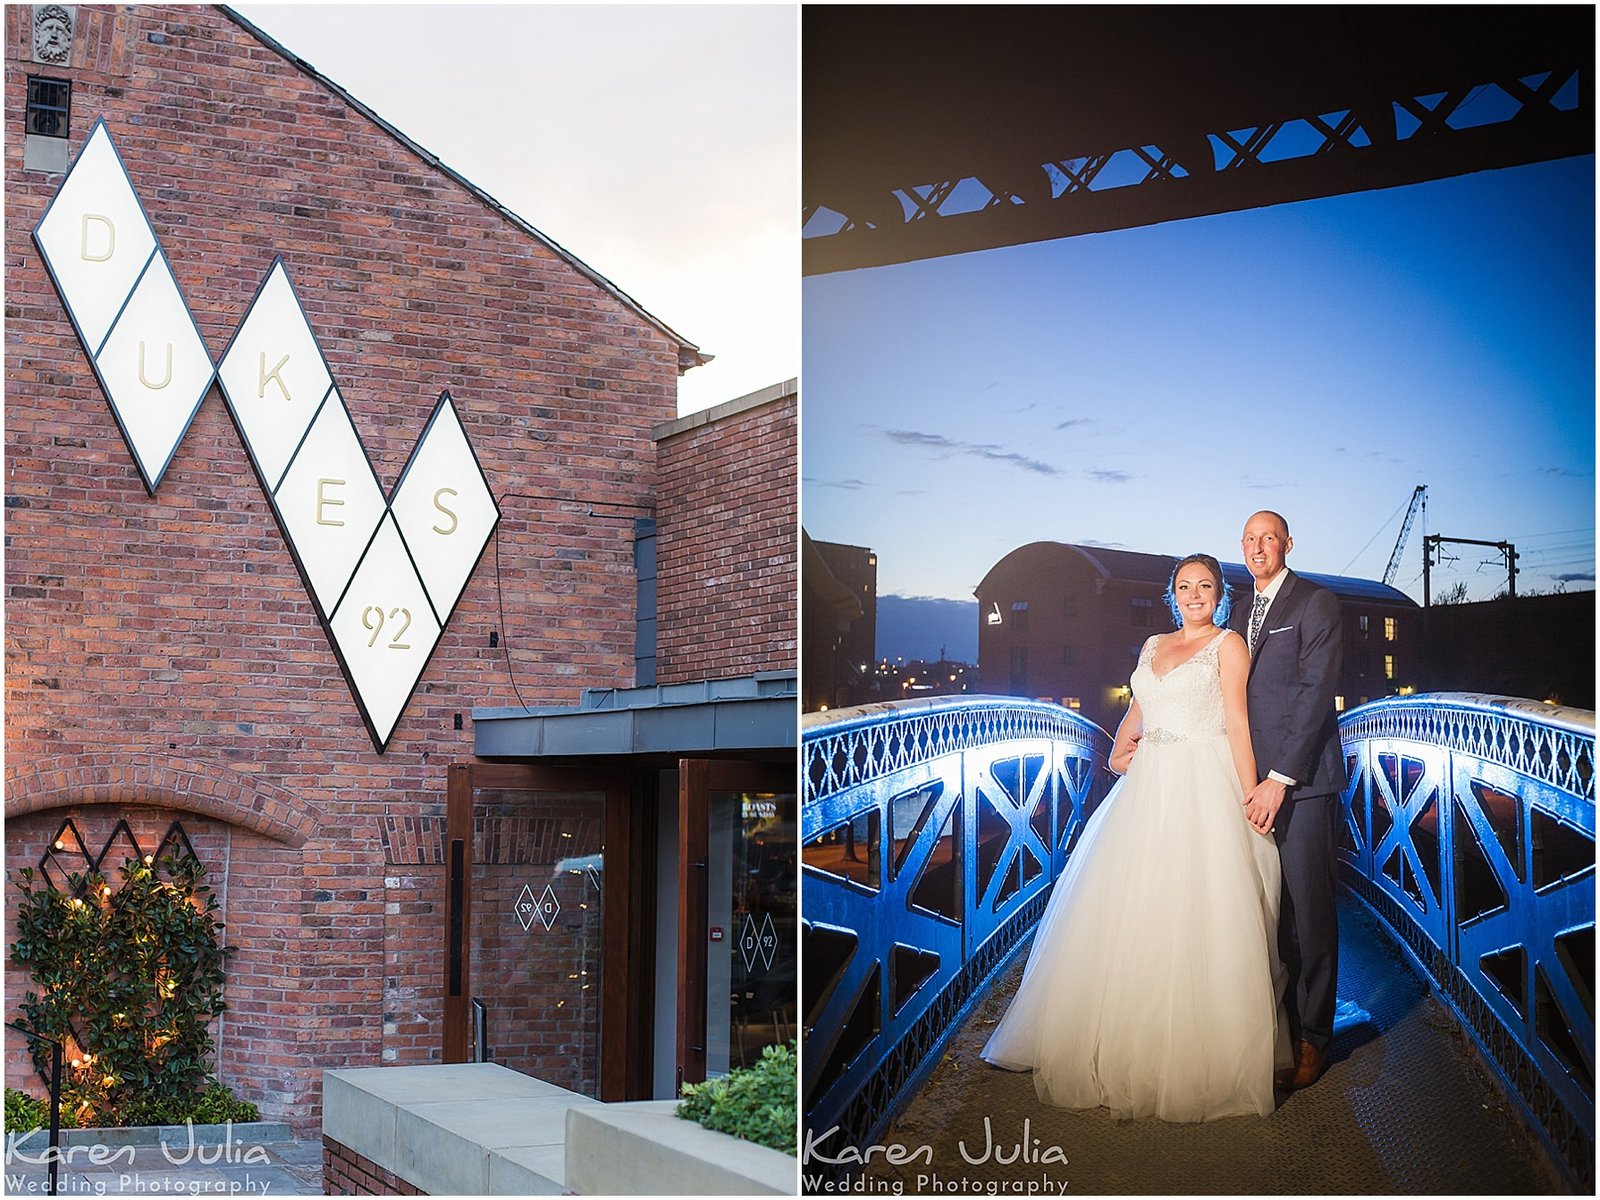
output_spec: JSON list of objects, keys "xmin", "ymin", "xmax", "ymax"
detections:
[{"xmin": 981, "ymin": 629, "xmax": 1290, "ymax": 1121}]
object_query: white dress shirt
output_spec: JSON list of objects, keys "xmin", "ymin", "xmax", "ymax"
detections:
[{"xmin": 1250, "ymin": 568, "xmax": 1298, "ymax": 788}]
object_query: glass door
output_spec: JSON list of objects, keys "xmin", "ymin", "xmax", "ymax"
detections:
[
  {"xmin": 469, "ymin": 783, "xmax": 606, "ymax": 1094},
  {"xmin": 677, "ymin": 759, "xmax": 796, "ymax": 1086},
  {"xmin": 714, "ymin": 788, "xmax": 797, "ymax": 1073},
  {"xmin": 444, "ymin": 762, "xmax": 647, "ymax": 1100}
]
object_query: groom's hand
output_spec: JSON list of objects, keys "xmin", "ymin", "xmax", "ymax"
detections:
[
  {"xmin": 1244, "ymin": 777, "xmax": 1287, "ymax": 835},
  {"xmin": 1109, "ymin": 732, "xmax": 1141, "ymax": 775}
]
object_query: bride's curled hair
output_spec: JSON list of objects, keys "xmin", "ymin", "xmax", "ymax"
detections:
[{"xmin": 1164, "ymin": 552, "xmax": 1232, "ymax": 627}]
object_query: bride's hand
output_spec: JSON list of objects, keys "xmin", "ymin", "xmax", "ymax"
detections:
[{"xmin": 1109, "ymin": 733, "xmax": 1140, "ymax": 775}]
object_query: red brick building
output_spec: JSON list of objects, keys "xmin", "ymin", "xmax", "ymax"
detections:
[{"xmin": 5, "ymin": 5, "xmax": 795, "ymax": 1132}]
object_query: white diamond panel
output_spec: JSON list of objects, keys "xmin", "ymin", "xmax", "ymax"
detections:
[{"xmin": 328, "ymin": 515, "xmax": 443, "ymax": 748}]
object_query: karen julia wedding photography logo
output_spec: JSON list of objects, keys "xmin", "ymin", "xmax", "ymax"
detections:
[
  {"xmin": 5, "ymin": 1121, "xmax": 277, "ymax": 1195},
  {"xmin": 803, "ymin": 1117, "xmax": 1070, "ymax": 1195}
]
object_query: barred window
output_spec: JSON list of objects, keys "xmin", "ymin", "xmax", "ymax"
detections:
[{"xmin": 26, "ymin": 76, "xmax": 70, "ymax": 139}]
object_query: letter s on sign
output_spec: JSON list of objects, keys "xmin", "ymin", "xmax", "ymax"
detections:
[{"xmin": 432, "ymin": 487, "xmax": 459, "ymax": 536}]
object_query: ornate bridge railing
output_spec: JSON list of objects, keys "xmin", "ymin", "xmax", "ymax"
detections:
[
  {"xmin": 1337, "ymin": 693, "xmax": 1594, "ymax": 1191},
  {"xmin": 800, "ymin": 696, "xmax": 1112, "ymax": 1164}
]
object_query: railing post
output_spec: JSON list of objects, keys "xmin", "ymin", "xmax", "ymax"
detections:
[{"xmin": 5, "ymin": 1023, "xmax": 63, "ymax": 1197}]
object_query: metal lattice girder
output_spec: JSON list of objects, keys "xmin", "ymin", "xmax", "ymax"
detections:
[
  {"xmin": 1338, "ymin": 693, "xmax": 1595, "ymax": 1188},
  {"xmin": 801, "ymin": 696, "xmax": 1112, "ymax": 1167},
  {"xmin": 802, "ymin": 6, "xmax": 1593, "ymax": 273}
]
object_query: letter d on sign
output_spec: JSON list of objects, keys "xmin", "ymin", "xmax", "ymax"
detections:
[{"xmin": 80, "ymin": 213, "xmax": 115, "ymax": 262}]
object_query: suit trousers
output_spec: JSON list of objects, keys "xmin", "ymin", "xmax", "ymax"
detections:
[{"xmin": 1275, "ymin": 787, "xmax": 1339, "ymax": 1051}]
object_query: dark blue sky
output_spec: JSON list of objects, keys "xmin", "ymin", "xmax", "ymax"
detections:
[{"xmin": 803, "ymin": 157, "xmax": 1595, "ymax": 605}]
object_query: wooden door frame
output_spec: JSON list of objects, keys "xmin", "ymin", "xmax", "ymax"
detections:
[
  {"xmin": 443, "ymin": 760, "xmax": 655, "ymax": 1101},
  {"xmin": 675, "ymin": 758, "xmax": 795, "ymax": 1089}
]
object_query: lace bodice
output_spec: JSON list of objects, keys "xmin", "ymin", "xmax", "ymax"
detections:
[{"xmin": 1130, "ymin": 630, "xmax": 1230, "ymax": 743}]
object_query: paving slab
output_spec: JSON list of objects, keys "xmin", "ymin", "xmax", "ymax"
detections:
[{"xmin": 2, "ymin": 1136, "xmax": 323, "ymax": 1196}]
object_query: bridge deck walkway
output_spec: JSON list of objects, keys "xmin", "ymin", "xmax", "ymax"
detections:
[{"xmin": 850, "ymin": 896, "xmax": 1570, "ymax": 1195}]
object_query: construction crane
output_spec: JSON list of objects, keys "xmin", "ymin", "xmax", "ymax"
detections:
[{"xmin": 1383, "ymin": 485, "xmax": 1427, "ymax": 586}]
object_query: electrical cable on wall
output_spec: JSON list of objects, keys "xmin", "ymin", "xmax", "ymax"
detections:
[{"xmin": 489, "ymin": 492, "xmax": 656, "ymax": 714}]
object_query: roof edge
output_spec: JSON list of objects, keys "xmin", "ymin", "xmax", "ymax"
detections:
[
  {"xmin": 216, "ymin": 5, "xmax": 708, "ymax": 370},
  {"xmin": 652, "ymin": 378, "xmax": 797, "ymax": 442}
]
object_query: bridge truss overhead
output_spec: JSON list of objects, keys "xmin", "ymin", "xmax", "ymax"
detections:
[{"xmin": 802, "ymin": 6, "xmax": 1593, "ymax": 274}]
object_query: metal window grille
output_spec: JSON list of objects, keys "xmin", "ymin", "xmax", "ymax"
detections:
[{"xmin": 26, "ymin": 76, "xmax": 70, "ymax": 138}]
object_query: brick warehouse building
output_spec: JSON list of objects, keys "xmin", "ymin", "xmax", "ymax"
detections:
[
  {"xmin": 4, "ymin": 3, "xmax": 796, "ymax": 1134},
  {"xmin": 976, "ymin": 541, "xmax": 1421, "ymax": 738}
]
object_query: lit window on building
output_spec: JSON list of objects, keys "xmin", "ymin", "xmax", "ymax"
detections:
[
  {"xmin": 1384, "ymin": 616, "xmax": 1397, "ymax": 641},
  {"xmin": 1358, "ymin": 614, "xmax": 1369, "ymax": 635},
  {"xmin": 1130, "ymin": 597, "xmax": 1153, "ymax": 627},
  {"xmin": 1064, "ymin": 697, "xmax": 1082, "ymax": 710},
  {"xmin": 1384, "ymin": 655, "xmax": 1395, "ymax": 680},
  {"xmin": 1334, "ymin": 695, "xmax": 1345, "ymax": 712},
  {"xmin": 26, "ymin": 77, "xmax": 71, "ymax": 138}
]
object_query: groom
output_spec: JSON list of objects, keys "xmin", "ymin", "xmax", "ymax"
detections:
[{"xmin": 1233, "ymin": 510, "xmax": 1346, "ymax": 1091}]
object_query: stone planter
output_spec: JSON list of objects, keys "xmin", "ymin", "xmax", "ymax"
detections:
[{"xmin": 564, "ymin": 1100, "xmax": 796, "ymax": 1195}]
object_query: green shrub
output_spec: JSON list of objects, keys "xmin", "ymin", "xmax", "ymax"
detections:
[
  {"xmin": 5, "ymin": 1086, "xmax": 63, "ymax": 1133},
  {"xmin": 677, "ymin": 1041, "xmax": 797, "ymax": 1155},
  {"xmin": 8, "ymin": 855, "xmax": 246, "ymax": 1129},
  {"xmin": 4, "ymin": 1080, "xmax": 255, "ymax": 1133}
]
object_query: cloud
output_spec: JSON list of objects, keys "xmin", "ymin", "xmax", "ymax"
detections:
[
  {"xmin": 804, "ymin": 476, "xmax": 867, "ymax": 490},
  {"xmin": 1055, "ymin": 418, "xmax": 1092, "ymax": 430},
  {"xmin": 1089, "ymin": 468, "xmax": 1134, "ymax": 484},
  {"xmin": 1554, "ymin": 572, "xmax": 1596, "ymax": 582},
  {"xmin": 1080, "ymin": 539, "xmax": 1129, "ymax": 549},
  {"xmin": 1541, "ymin": 467, "xmax": 1592, "ymax": 478},
  {"xmin": 881, "ymin": 428, "xmax": 1064, "ymax": 477}
]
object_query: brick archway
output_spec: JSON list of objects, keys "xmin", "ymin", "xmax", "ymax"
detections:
[{"xmin": 5, "ymin": 754, "xmax": 320, "ymax": 848}]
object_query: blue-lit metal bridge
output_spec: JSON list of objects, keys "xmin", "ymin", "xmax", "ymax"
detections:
[{"xmin": 801, "ymin": 694, "xmax": 1594, "ymax": 1194}]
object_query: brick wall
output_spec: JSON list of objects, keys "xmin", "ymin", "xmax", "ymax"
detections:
[
  {"xmin": 654, "ymin": 383, "xmax": 797, "ymax": 684},
  {"xmin": 4, "ymin": 5, "xmax": 683, "ymax": 1133},
  {"xmin": 324, "ymin": 1137, "xmax": 419, "ymax": 1196}
]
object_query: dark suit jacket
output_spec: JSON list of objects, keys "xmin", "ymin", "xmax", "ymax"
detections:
[{"xmin": 1231, "ymin": 570, "xmax": 1347, "ymax": 799}]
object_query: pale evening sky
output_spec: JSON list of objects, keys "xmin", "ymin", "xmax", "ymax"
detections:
[{"xmin": 233, "ymin": 3, "xmax": 798, "ymax": 416}]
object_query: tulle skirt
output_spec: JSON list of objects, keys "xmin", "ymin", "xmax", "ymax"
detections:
[{"xmin": 981, "ymin": 733, "xmax": 1290, "ymax": 1121}]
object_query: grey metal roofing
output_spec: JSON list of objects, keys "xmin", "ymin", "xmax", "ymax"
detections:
[
  {"xmin": 218, "ymin": 6, "xmax": 706, "ymax": 371},
  {"xmin": 473, "ymin": 672, "xmax": 797, "ymax": 758},
  {"xmin": 978, "ymin": 541, "xmax": 1419, "ymax": 608}
]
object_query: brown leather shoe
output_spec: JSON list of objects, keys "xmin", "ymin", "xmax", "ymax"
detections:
[{"xmin": 1276, "ymin": 1040, "xmax": 1328, "ymax": 1090}]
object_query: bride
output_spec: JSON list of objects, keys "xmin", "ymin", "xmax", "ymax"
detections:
[{"xmin": 981, "ymin": 553, "xmax": 1289, "ymax": 1121}]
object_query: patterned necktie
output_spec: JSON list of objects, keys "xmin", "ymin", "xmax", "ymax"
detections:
[{"xmin": 1248, "ymin": 592, "xmax": 1269, "ymax": 650}]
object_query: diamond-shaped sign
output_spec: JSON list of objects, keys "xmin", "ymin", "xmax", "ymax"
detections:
[
  {"xmin": 33, "ymin": 130, "xmax": 503, "ymax": 755},
  {"xmin": 756, "ymin": 911, "xmax": 778, "ymax": 971},
  {"xmin": 273, "ymin": 392, "xmax": 387, "ymax": 619},
  {"xmin": 216, "ymin": 258, "xmax": 335, "ymax": 493},
  {"xmin": 327, "ymin": 514, "xmax": 443, "ymax": 750},
  {"xmin": 514, "ymin": 882, "xmax": 562, "ymax": 932},
  {"xmin": 389, "ymin": 392, "xmax": 501, "ymax": 625},
  {"xmin": 33, "ymin": 120, "xmax": 215, "ymax": 493},
  {"xmin": 738, "ymin": 912, "xmax": 779, "ymax": 975},
  {"xmin": 515, "ymin": 884, "xmax": 538, "ymax": 932}
]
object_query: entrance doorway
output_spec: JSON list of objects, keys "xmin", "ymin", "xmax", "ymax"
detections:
[{"xmin": 443, "ymin": 757, "xmax": 795, "ymax": 1100}]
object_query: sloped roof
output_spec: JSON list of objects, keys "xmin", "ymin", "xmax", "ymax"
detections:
[{"xmin": 220, "ymin": 6, "xmax": 708, "ymax": 373}]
